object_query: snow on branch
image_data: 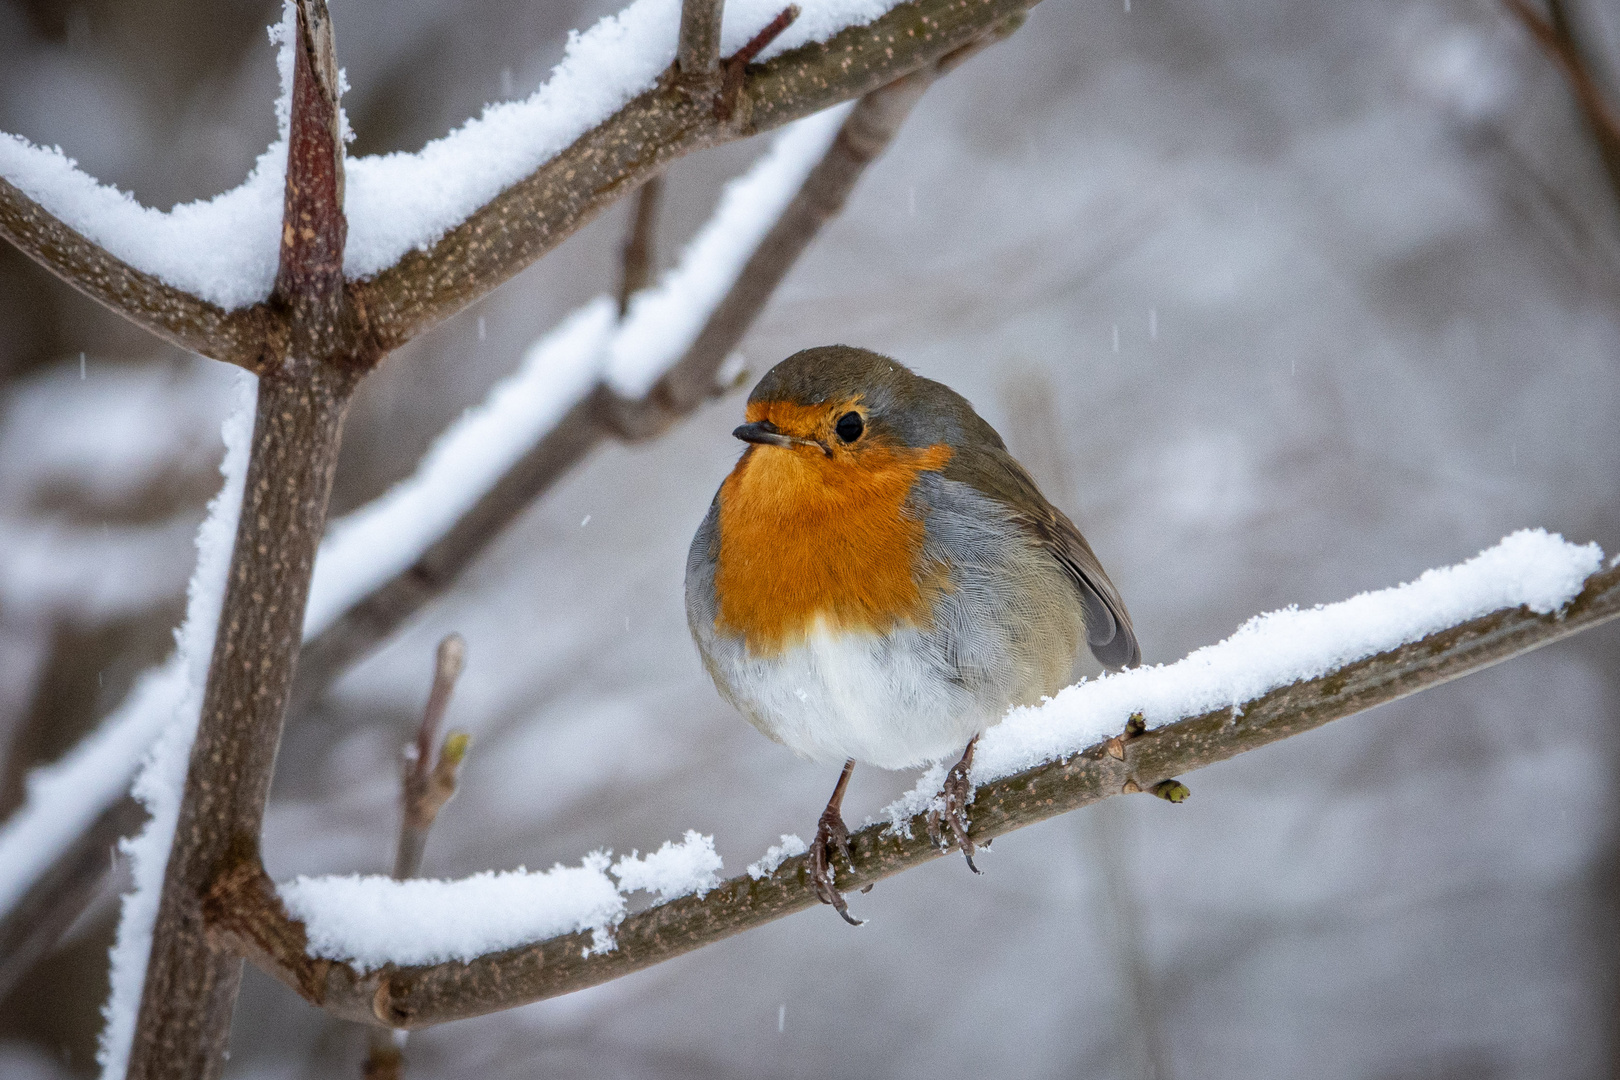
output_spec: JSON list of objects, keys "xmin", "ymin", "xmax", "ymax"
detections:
[
  {"xmin": 0, "ymin": 0, "xmax": 1019, "ymax": 366},
  {"xmin": 278, "ymin": 831, "xmax": 721, "ymax": 971},
  {"xmin": 204, "ymin": 531, "xmax": 1620, "ymax": 1030}
]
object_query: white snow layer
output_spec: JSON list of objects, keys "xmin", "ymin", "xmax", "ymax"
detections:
[
  {"xmin": 747, "ymin": 834, "xmax": 808, "ymax": 879},
  {"xmin": 280, "ymin": 832, "xmax": 720, "ymax": 970},
  {"xmin": 0, "ymin": 0, "xmax": 897, "ymax": 310},
  {"xmin": 289, "ymin": 530, "xmax": 1599, "ymax": 970},
  {"xmin": 96, "ymin": 373, "xmax": 258, "ymax": 1080},
  {"xmin": 881, "ymin": 528, "xmax": 1605, "ymax": 828},
  {"xmin": 0, "ymin": 105, "xmax": 847, "ymax": 926},
  {"xmin": 303, "ymin": 105, "xmax": 848, "ymax": 636},
  {"xmin": 610, "ymin": 830, "xmax": 723, "ymax": 900}
]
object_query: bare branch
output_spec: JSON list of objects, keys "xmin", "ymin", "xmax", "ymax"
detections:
[
  {"xmin": 394, "ymin": 635, "xmax": 469, "ymax": 880},
  {"xmin": 126, "ymin": 3, "xmax": 361, "ymax": 1077},
  {"xmin": 0, "ymin": 177, "xmax": 280, "ymax": 372},
  {"xmin": 352, "ymin": 0, "xmax": 1035, "ymax": 352},
  {"xmin": 677, "ymin": 0, "xmax": 725, "ymax": 85},
  {"xmin": 1505, "ymin": 0, "xmax": 1620, "ymax": 202},
  {"xmin": 207, "ymin": 562, "xmax": 1620, "ymax": 1030},
  {"xmin": 617, "ymin": 176, "xmax": 664, "ymax": 315},
  {"xmin": 365, "ymin": 635, "xmax": 469, "ymax": 1079},
  {"xmin": 291, "ymin": 52, "xmax": 963, "ymax": 713},
  {"xmin": 0, "ymin": 795, "xmax": 144, "ymax": 1001}
]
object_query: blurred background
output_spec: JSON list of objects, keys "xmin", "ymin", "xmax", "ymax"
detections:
[{"xmin": 2, "ymin": 0, "xmax": 1619, "ymax": 1076}]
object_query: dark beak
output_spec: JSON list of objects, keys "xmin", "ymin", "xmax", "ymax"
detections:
[{"xmin": 733, "ymin": 421, "xmax": 796, "ymax": 448}]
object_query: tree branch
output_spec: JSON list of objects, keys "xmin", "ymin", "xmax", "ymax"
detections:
[
  {"xmin": 290, "ymin": 51, "xmax": 964, "ymax": 714},
  {"xmin": 364, "ymin": 635, "xmax": 469, "ymax": 1080},
  {"xmin": 0, "ymin": 795, "xmax": 145, "ymax": 1001},
  {"xmin": 0, "ymin": 177, "xmax": 281, "ymax": 372},
  {"xmin": 206, "ymin": 561, "xmax": 1620, "ymax": 1030},
  {"xmin": 617, "ymin": 176, "xmax": 664, "ymax": 316},
  {"xmin": 351, "ymin": 0, "xmax": 1035, "ymax": 353},
  {"xmin": 126, "ymin": 4, "xmax": 361, "ymax": 1078},
  {"xmin": 1505, "ymin": 0, "xmax": 1620, "ymax": 204},
  {"xmin": 393, "ymin": 635, "xmax": 468, "ymax": 881}
]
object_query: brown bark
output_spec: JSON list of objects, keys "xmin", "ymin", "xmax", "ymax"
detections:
[
  {"xmin": 351, "ymin": 0, "xmax": 1034, "ymax": 352},
  {"xmin": 677, "ymin": 0, "xmax": 725, "ymax": 86},
  {"xmin": 617, "ymin": 175, "xmax": 664, "ymax": 316},
  {"xmin": 0, "ymin": 176, "xmax": 281, "ymax": 372},
  {"xmin": 126, "ymin": 4, "xmax": 361, "ymax": 1077},
  {"xmin": 204, "ymin": 562, "xmax": 1620, "ymax": 1031}
]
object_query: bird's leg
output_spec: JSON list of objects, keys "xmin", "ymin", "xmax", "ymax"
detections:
[
  {"xmin": 809, "ymin": 758, "xmax": 862, "ymax": 926},
  {"xmin": 928, "ymin": 736, "xmax": 981, "ymax": 873}
]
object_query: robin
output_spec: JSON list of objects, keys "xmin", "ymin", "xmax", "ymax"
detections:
[{"xmin": 686, "ymin": 345, "xmax": 1139, "ymax": 923}]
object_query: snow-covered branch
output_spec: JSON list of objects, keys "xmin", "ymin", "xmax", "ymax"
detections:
[
  {"xmin": 201, "ymin": 533, "xmax": 1620, "ymax": 1030},
  {"xmin": 0, "ymin": 176, "xmax": 280, "ymax": 371},
  {"xmin": 0, "ymin": 0, "xmax": 1030, "ymax": 374}
]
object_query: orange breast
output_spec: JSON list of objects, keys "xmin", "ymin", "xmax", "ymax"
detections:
[{"xmin": 714, "ymin": 440, "xmax": 953, "ymax": 655}]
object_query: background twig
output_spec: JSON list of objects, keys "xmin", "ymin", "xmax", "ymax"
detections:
[
  {"xmin": 617, "ymin": 176, "xmax": 664, "ymax": 316},
  {"xmin": 364, "ymin": 635, "xmax": 470, "ymax": 1080}
]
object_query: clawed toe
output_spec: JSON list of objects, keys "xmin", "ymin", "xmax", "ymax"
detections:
[
  {"xmin": 928, "ymin": 737, "xmax": 980, "ymax": 873},
  {"xmin": 810, "ymin": 808, "xmax": 862, "ymax": 925}
]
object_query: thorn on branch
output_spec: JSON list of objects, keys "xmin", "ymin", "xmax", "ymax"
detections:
[
  {"xmin": 275, "ymin": 0, "xmax": 352, "ymax": 354},
  {"xmin": 717, "ymin": 6, "xmax": 799, "ymax": 122}
]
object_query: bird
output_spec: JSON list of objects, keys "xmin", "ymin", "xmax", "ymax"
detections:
[{"xmin": 685, "ymin": 345, "xmax": 1139, "ymax": 923}]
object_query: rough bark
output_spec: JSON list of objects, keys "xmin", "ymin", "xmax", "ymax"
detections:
[
  {"xmin": 125, "ymin": 4, "xmax": 360, "ymax": 1077},
  {"xmin": 0, "ymin": 176, "xmax": 281, "ymax": 372},
  {"xmin": 206, "ymin": 561, "xmax": 1620, "ymax": 1030},
  {"xmin": 351, "ymin": 0, "xmax": 1035, "ymax": 352}
]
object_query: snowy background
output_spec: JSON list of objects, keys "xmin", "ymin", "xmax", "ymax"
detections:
[{"xmin": 2, "ymin": 0, "xmax": 1620, "ymax": 1077}]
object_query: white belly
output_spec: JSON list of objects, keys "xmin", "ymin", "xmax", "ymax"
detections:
[{"xmin": 714, "ymin": 618, "xmax": 993, "ymax": 769}]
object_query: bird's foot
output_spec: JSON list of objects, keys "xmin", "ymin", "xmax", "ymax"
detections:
[
  {"xmin": 927, "ymin": 739, "xmax": 981, "ymax": 873},
  {"xmin": 810, "ymin": 805, "xmax": 862, "ymax": 926}
]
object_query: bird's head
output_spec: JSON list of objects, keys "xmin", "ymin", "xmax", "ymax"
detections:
[{"xmin": 732, "ymin": 345, "xmax": 1000, "ymax": 467}]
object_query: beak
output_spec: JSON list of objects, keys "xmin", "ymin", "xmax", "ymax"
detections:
[{"xmin": 732, "ymin": 420, "xmax": 796, "ymax": 448}]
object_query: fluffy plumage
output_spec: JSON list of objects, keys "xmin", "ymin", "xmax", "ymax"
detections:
[{"xmin": 686, "ymin": 345, "xmax": 1137, "ymax": 769}]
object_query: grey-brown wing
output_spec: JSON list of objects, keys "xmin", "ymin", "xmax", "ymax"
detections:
[
  {"xmin": 945, "ymin": 444, "xmax": 1140, "ymax": 670},
  {"xmin": 1025, "ymin": 504, "xmax": 1140, "ymax": 669}
]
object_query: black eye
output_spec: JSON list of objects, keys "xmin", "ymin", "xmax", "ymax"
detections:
[{"xmin": 835, "ymin": 411, "xmax": 864, "ymax": 443}]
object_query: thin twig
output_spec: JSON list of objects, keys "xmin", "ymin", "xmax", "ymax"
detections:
[
  {"xmin": 618, "ymin": 175, "xmax": 664, "ymax": 316},
  {"xmin": 717, "ymin": 6, "xmax": 800, "ymax": 121},
  {"xmin": 1504, "ymin": 0, "xmax": 1620, "ymax": 204},
  {"xmin": 394, "ymin": 635, "xmax": 469, "ymax": 880},
  {"xmin": 364, "ymin": 635, "xmax": 470, "ymax": 1080},
  {"xmin": 205, "ymin": 562, "xmax": 1620, "ymax": 1030}
]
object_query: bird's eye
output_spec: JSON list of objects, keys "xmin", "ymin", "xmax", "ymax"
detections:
[{"xmin": 834, "ymin": 411, "xmax": 864, "ymax": 443}]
